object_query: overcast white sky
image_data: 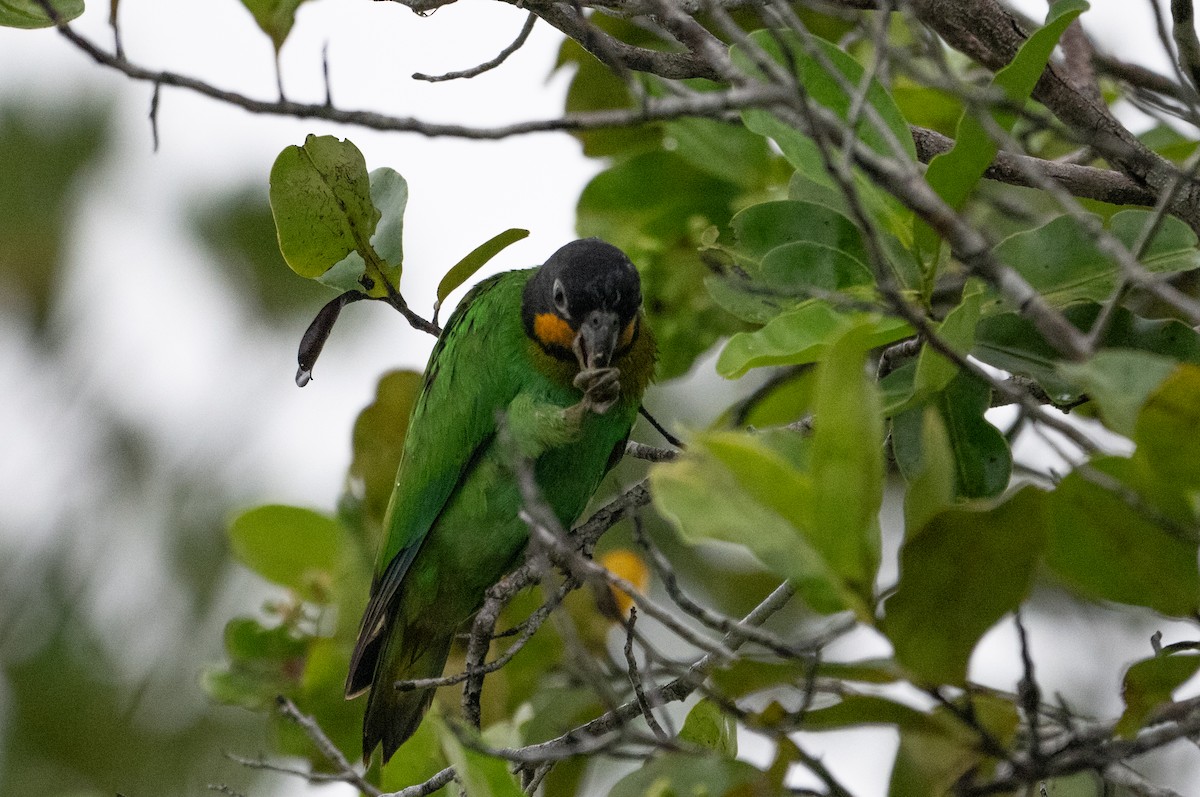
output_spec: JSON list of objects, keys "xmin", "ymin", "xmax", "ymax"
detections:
[{"xmin": 2, "ymin": 2, "xmax": 1199, "ymax": 795}]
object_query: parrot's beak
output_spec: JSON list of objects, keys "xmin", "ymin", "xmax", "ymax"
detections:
[{"xmin": 574, "ymin": 309, "xmax": 621, "ymax": 370}]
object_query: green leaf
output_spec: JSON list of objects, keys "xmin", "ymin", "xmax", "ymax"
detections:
[
  {"xmin": 1134, "ymin": 364, "xmax": 1200, "ymax": 491},
  {"xmin": 608, "ymin": 752, "xmax": 770, "ymax": 797},
  {"xmin": 732, "ymin": 31, "xmax": 918, "ymax": 260},
  {"xmin": 889, "ymin": 697, "xmax": 1018, "ymax": 797},
  {"xmin": 431, "ymin": 713, "xmax": 523, "ymax": 797},
  {"xmin": 711, "ymin": 659, "xmax": 809, "ymax": 699},
  {"xmin": 365, "ymin": 167, "xmax": 407, "ymax": 280},
  {"xmin": 1045, "ymin": 456, "xmax": 1200, "ymax": 616},
  {"xmin": 801, "ymin": 694, "xmax": 943, "ymax": 733},
  {"xmin": 732, "ymin": 30, "xmax": 916, "ymax": 161},
  {"xmin": 901, "ymin": 408, "xmax": 957, "ymax": 534},
  {"xmin": 436, "ymin": 228, "xmax": 529, "ymax": 309},
  {"xmin": 650, "ymin": 431, "xmax": 858, "ymax": 615},
  {"xmin": 223, "ymin": 617, "xmax": 307, "ymax": 662},
  {"xmin": 911, "ymin": 281, "xmax": 984, "ymax": 400},
  {"xmin": 350, "ymin": 370, "xmax": 423, "ymax": 529},
  {"xmin": 991, "ymin": 210, "xmax": 1200, "ymax": 309},
  {"xmin": 1115, "ymin": 654, "xmax": 1200, "ymax": 737},
  {"xmin": 269, "ymin": 135, "xmax": 387, "ymax": 290},
  {"xmin": 895, "ymin": 373, "xmax": 1011, "ymax": 500},
  {"xmin": 1060, "ymin": 350, "xmax": 1177, "ymax": 437},
  {"xmin": 317, "ymin": 167, "xmax": 408, "ymax": 295},
  {"xmin": 936, "ymin": 374, "xmax": 1012, "ymax": 499},
  {"xmin": 727, "ymin": 199, "xmax": 869, "ymax": 268},
  {"xmin": 0, "ymin": 0, "xmax": 83, "ymax": 28},
  {"xmin": 203, "ymin": 617, "xmax": 308, "ymax": 711},
  {"xmin": 228, "ymin": 505, "xmax": 343, "ymax": 600},
  {"xmin": 921, "ymin": 0, "xmax": 1087, "ymax": 217},
  {"xmin": 678, "ymin": 699, "xmax": 737, "ymax": 756},
  {"xmin": 884, "ymin": 487, "xmax": 1047, "ymax": 685},
  {"xmin": 240, "ymin": 0, "xmax": 305, "ymax": 51},
  {"xmin": 663, "ymin": 117, "xmax": 776, "ymax": 188},
  {"xmin": 974, "ymin": 304, "xmax": 1200, "ymax": 401},
  {"xmin": 717, "ymin": 303, "xmax": 911, "ymax": 378},
  {"xmin": 809, "ymin": 323, "xmax": 885, "ymax": 604}
]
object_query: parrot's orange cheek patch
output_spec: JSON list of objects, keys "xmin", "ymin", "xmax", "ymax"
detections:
[
  {"xmin": 619, "ymin": 318, "xmax": 637, "ymax": 349},
  {"xmin": 533, "ymin": 313, "xmax": 577, "ymax": 351}
]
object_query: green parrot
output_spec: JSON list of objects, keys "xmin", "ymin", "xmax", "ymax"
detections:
[{"xmin": 345, "ymin": 238, "xmax": 657, "ymax": 762}]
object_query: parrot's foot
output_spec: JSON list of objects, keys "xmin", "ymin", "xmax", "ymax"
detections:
[{"xmin": 572, "ymin": 366, "xmax": 621, "ymax": 416}]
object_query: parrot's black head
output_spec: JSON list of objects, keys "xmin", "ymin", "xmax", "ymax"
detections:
[{"xmin": 522, "ymin": 238, "xmax": 643, "ymax": 369}]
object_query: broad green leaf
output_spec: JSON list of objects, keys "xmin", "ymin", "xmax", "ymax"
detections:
[
  {"xmin": 269, "ymin": 136, "xmax": 392, "ymax": 295},
  {"xmin": 223, "ymin": 617, "xmax": 306, "ymax": 662},
  {"xmin": 350, "ymin": 370, "xmax": 422, "ymax": 529},
  {"xmin": 1115, "ymin": 654, "xmax": 1200, "ymax": 737},
  {"xmin": 891, "ymin": 78, "xmax": 964, "ymax": 137},
  {"xmin": 717, "ymin": 303, "xmax": 911, "ymax": 378},
  {"xmin": 901, "ymin": 408, "xmax": 956, "ymax": 534},
  {"xmin": 1045, "ymin": 456, "xmax": 1200, "ymax": 616},
  {"xmin": 718, "ymin": 366, "xmax": 817, "ymax": 429},
  {"xmin": 732, "ymin": 30, "xmax": 916, "ymax": 161},
  {"xmin": 228, "ymin": 505, "xmax": 343, "ymax": 600},
  {"xmin": 801, "ymin": 694, "xmax": 943, "ymax": 734},
  {"xmin": 650, "ymin": 432, "xmax": 857, "ymax": 614},
  {"xmin": 240, "ymin": 0, "xmax": 305, "ymax": 51},
  {"xmin": 1134, "ymin": 364, "xmax": 1200, "ymax": 491},
  {"xmin": 732, "ymin": 31, "xmax": 918, "ymax": 258},
  {"xmin": 974, "ymin": 304, "xmax": 1200, "ymax": 401},
  {"xmin": 0, "ymin": 0, "xmax": 82, "ymax": 28},
  {"xmin": 203, "ymin": 617, "xmax": 308, "ymax": 711},
  {"xmin": 727, "ymin": 200, "xmax": 869, "ymax": 267},
  {"xmin": 760, "ymin": 242, "xmax": 873, "ymax": 293},
  {"xmin": 936, "ymin": 374, "xmax": 1012, "ymax": 499},
  {"xmin": 1060, "ymin": 350, "xmax": 1176, "ymax": 437},
  {"xmin": 1140, "ymin": 124, "xmax": 1200, "ymax": 163},
  {"xmin": 202, "ymin": 666, "xmax": 281, "ymax": 711},
  {"xmin": 809, "ymin": 323, "xmax": 885, "ymax": 604},
  {"xmin": 366, "ymin": 167, "xmax": 407, "ymax": 279},
  {"xmin": 890, "ymin": 697, "xmax": 1018, "ymax": 797},
  {"xmin": 317, "ymin": 166, "xmax": 408, "ymax": 294},
  {"xmin": 919, "ymin": 0, "xmax": 1087, "ymax": 254},
  {"xmin": 663, "ymin": 117, "xmax": 777, "ymax": 188},
  {"xmin": 608, "ymin": 752, "xmax": 770, "ymax": 797},
  {"xmin": 884, "ymin": 487, "xmax": 1047, "ymax": 685},
  {"xmin": 911, "ymin": 281, "xmax": 984, "ymax": 400},
  {"xmin": 431, "ymin": 713, "xmax": 523, "ymax": 797},
  {"xmin": 678, "ymin": 699, "xmax": 737, "ymax": 756},
  {"xmin": 893, "ymin": 373, "xmax": 1011, "ymax": 500},
  {"xmin": 436, "ymin": 228, "xmax": 529, "ymax": 309},
  {"xmin": 991, "ymin": 210, "xmax": 1200, "ymax": 309},
  {"xmin": 711, "ymin": 659, "xmax": 808, "ymax": 699}
]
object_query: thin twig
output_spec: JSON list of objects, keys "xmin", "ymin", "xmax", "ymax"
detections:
[{"xmin": 413, "ymin": 12, "xmax": 537, "ymax": 82}]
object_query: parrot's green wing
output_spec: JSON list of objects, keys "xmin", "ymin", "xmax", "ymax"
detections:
[{"xmin": 346, "ymin": 270, "xmax": 530, "ymax": 695}]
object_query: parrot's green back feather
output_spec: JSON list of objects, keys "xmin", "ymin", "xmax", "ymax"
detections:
[{"xmin": 346, "ymin": 267, "xmax": 655, "ymax": 763}]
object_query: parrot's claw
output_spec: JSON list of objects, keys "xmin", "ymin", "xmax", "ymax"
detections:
[{"xmin": 573, "ymin": 366, "xmax": 621, "ymax": 416}]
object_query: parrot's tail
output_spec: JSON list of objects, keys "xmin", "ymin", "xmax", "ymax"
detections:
[{"xmin": 362, "ymin": 623, "xmax": 453, "ymax": 764}]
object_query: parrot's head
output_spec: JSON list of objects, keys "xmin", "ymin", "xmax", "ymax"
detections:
[{"xmin": 522, "ymin": 239, "xmax": 643, "ymax": 371}]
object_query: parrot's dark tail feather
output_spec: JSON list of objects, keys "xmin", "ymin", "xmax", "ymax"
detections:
[{"xmin": 362, "ymin": 626, "xmax": 454, "ymax": 764}]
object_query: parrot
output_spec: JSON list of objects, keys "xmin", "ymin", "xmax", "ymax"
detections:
[{"xmin": 344, "ymin": 238, "xmax": 657, "ymax": 763}]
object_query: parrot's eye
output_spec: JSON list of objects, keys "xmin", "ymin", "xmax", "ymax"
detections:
[{"xmin": 552, "ymin": 278, "xmax": 569, "ymax": 317}]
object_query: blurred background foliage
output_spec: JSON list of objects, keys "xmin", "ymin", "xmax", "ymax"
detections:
[{"xmin": 0, "ymin": 99, "xmax": 320, "ymax": 796}]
